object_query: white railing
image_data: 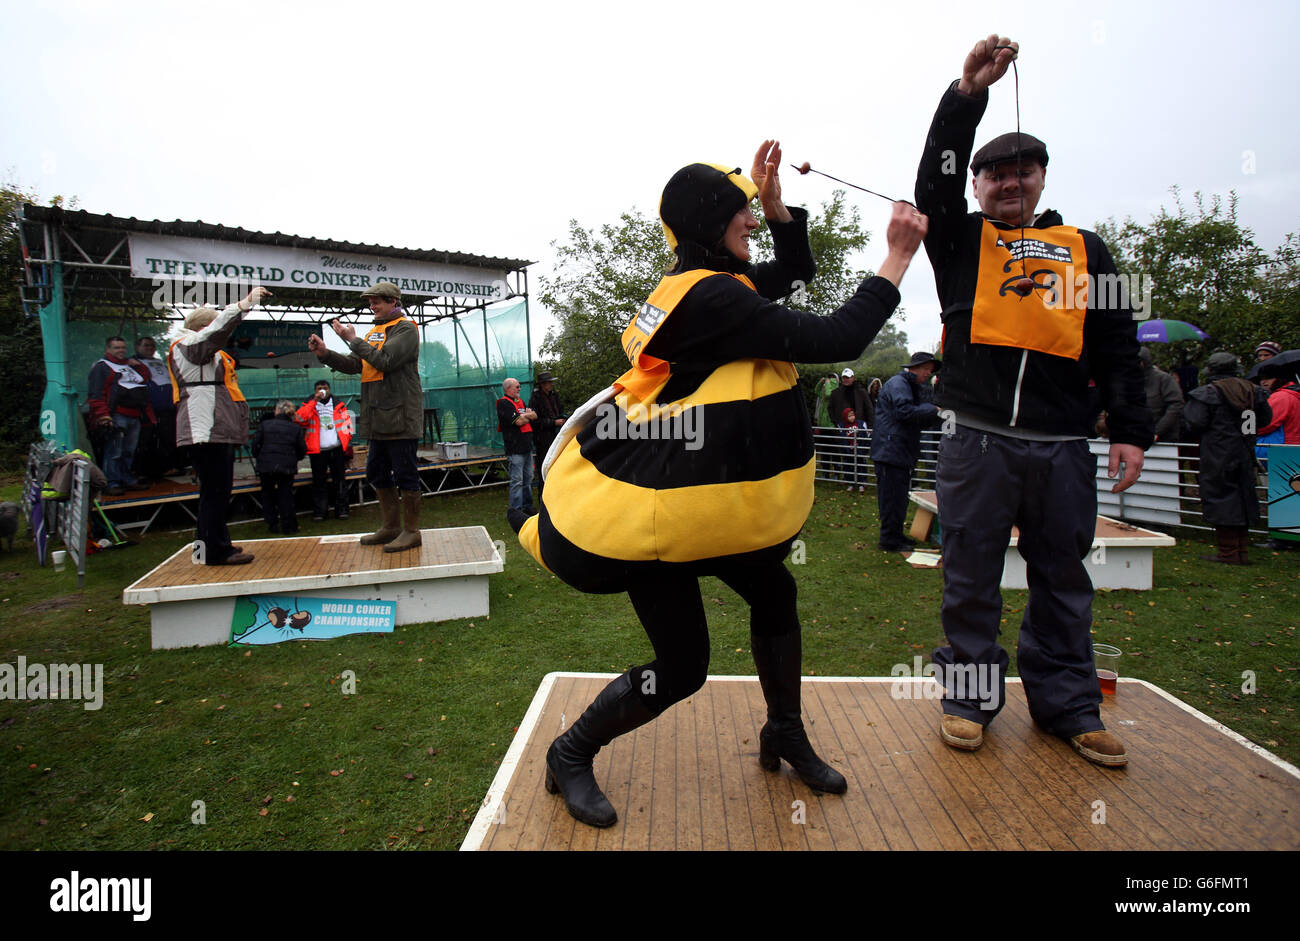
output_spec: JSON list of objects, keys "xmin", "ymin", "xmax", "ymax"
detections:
[{"xmin": 812, "ymin": 427, "xmax": 1283, "ymax": 535}]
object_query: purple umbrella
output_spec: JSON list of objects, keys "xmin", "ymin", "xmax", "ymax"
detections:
[{"xmin": 1136, "ymin": 319, "xmax": 1210, "ymax": 343}]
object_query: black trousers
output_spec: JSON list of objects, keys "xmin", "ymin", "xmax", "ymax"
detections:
[
  {"xmin": 136, "ymin": 410, "xmax": 178, "ymax": 479},
  {"xmin": 366, "ymin": 439, "xmax": 420, "ymax": 492},
  {"xmin": 309, "ymin": 447, "xmax": 349, "ymax": 517},
  {"xmin": 624, "ymin": 556, "xmax": 800, "ymax": 715},
  {"xmin": 874, "ymin": 459, "xmax": 913, "ymax": 547},
  {"xmin": 260, "ymin": 472, "xmax": 298, "ymax": 532},
  {"xmin": 192, "ymin": 442, "xmax": 235, "ymax": 564},
  {"xmin": 931, "ymin": 427, "xmax": 1100, "ymax": 738}
]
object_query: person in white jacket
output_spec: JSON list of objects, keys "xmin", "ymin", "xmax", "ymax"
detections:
[{"xmin": 167, "ymin": 286, "xmax": 270, "ymax": 565}]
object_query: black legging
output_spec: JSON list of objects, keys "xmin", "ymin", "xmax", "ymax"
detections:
[{"xmin": 625, "ymin": 558, "xmax": 799, "ymax": 715}]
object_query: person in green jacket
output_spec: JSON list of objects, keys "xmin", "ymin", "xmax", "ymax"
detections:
[{"xmin": 309, "ymin": 281, "xmax": 423, "ymax": 552}]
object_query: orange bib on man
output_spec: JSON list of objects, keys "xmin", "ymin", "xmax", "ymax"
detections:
[
  {"xmin": 971, "ymin": 221, "xmax": 1089, "ymax": 360},
  {"xmin": 361, "ymin": 317, "xmax": 412, "ymax": 383}
]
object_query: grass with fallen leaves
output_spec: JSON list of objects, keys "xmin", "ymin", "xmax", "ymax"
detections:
[{"xmin": 0, "ymin": 481, "xmax": 1295, "ymax": 850}]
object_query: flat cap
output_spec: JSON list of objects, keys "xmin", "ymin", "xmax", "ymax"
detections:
[
  {"xmin": 360, "ymin": 281, "xmax": 401, "ymax": 300},
  {"xmin": 971, "ymin": 132, "xmax": 1049, "ymax": 174}
]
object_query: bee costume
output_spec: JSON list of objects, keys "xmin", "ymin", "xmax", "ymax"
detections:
[{"xmin": 519, "ymin": 161, "xmax": 904, "ymax": 828}]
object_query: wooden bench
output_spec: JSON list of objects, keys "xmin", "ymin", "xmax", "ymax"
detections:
[
  {"xmin": 908, "ymin": 490, "xmax": 1175, "ymax": 590},
  {"xmin": 123, "ymin": 525, "xmax": 503, "ymax": 649}
]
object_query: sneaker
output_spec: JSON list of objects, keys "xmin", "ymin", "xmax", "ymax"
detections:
[
  {"xmin": 940, "ymin": 715, "xmax": 984, "ymax": 751},
  {"xmin": 312, "ymin": 515, "xmax": 326, "ymax": 522},
  {"xmin": 858, "ymin": 485, "xmax": 866, "ymax": 492},
  {"xmin": 1070, "ymin": 730, "xmax": 1128, "ymax": 767}
]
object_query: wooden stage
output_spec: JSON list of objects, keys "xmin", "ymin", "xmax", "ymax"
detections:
[
  {"xmin": 908, "ymin": 490, "xmax": 1176, "ymax": 590},
  {"xmin": 124, "ymin": 525, "xmax": 503, "ymax": 648},
  {"xmin": 462, "ymin": 674, "xmax": 1299, "ymax": 851}
]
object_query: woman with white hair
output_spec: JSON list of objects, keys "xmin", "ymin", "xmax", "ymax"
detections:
[{"xmin": 167, "ymin": 286, "xmax": 270, "ymax": 565}]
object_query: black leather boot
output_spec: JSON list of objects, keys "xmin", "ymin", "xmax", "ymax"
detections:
[
  {"xmin": 752, "ymin": 630, "xmax": 848, "ymax": 794},
  {"xmin": 544, "ymin": 671, "xmax": 657, "ymax": 828}
]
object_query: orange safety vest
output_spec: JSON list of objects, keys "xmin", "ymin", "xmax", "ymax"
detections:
[
  {"xmin": 970, "ymin": 221, "xmax": 1089, "ymax": 360},
  {"xmin": 168, "ymin": 340, "xmax": 246, "ymax": 405},
  {"xmin": 360, "ymin": 317, "xmax": 412, "ymax": 383}
]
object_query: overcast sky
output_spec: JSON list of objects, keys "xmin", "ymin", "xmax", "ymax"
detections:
[{"xmin": 4, "ymin": 0, "xmax": 1296, "ymax": 359}]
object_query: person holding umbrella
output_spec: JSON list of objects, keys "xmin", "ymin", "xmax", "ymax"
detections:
[{"xmin": 1259, "ymin": 350, "xmax": 1300, "ymax": 444}]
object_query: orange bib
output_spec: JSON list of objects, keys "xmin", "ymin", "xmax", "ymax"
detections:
[
  {"xmin": 618, "ymin": 270, "xmax": 756, "ymax": 400},
  {"xmin": 168, "ymin": 341, "xmax": 245, "ymax": 404},
  {"xmin": 971, "ymin": 221, "xmax": 1089, "ymax": 360},
  {"xmin": 361, "ymin": 317, "xmax": 411, "ymax": 383}
]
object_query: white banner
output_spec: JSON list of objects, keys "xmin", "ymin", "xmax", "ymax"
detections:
[{"xmin": 128, "ymin": 233, "xmax": 509, "ymax": 301}]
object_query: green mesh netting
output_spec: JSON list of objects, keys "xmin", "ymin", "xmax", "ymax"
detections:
[{"xmin": 62, "ymin": 301, "xmax": 532, "ymax": 451}]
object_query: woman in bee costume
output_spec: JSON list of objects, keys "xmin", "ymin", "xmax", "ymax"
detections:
[{"xmin": 515, "ymin": 141, "xmax": 929, "ymax": 828}]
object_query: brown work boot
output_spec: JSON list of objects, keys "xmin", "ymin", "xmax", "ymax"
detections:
[
  {"xmin": 359, "ymin": 487, "xmax": 400, "ymax": 545},
  {"xmin": 1070, "ymin": 730, "xmax": 1128, "ymax": 767},
  {"xmin": 383, "ymin": 490, "xmax": 424, "ymax": 553},
  {"xmin": 940, "ymin": 715, "xmax": 984, "ymax": 751}
]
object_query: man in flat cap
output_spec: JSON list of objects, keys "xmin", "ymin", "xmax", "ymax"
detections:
[
  {"xmin": 309, "ymin": 281, "xmax": 424, "ymax": 552},
  {"xmin": 871, "ymin": 352, "xmax": 941, "ymax": 551},
  {"xmin": 914, "ymin": 35, "xmax": 1153, "ymax": 767}
]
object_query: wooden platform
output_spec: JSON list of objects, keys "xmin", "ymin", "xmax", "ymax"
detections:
[
  {"xmin": 124, "ymin": 525, "xmax": 503, "ymax": 648},
  {"xmin": 463, "ymin": 674, "xmax": 1299, "ymax": 851},
  {"xmin": 908, "ymin": 490, "xmax": 1175, "ymax": 590},
  {"xmin": 98, "ymin": 447, "xmax": 507, "ymax": 534}
]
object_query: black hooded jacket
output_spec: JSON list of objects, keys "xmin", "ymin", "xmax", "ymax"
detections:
[{"xmin": 915, "ymin": 82, "xmax": 1153, "ymax": 448}]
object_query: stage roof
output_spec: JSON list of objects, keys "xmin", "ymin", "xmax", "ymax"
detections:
[{"xmin": 17, "ymin": 204, "xmax": 532, "ymax": 323}]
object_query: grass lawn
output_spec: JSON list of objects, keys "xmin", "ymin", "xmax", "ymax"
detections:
[{"xmin": 0, "ymin": 481, "xmax": 1295, "ymax": 851}]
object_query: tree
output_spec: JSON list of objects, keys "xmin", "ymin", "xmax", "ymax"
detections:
[
  {"xmin": 1095, "ymin": 189, "xmax": 1300, "ymax": 370},
  {"xmin": 538, "ymin": 191, "xmax": 907, "ymax": 409},
  {"xmin": 537, "ymin": 208, "xmax": 671, "ymax": 409}
]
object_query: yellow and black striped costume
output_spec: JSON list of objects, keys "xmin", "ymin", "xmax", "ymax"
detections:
[{"xmin": 519, "ymin": 268, "xmax": 815, "ymax": 590}]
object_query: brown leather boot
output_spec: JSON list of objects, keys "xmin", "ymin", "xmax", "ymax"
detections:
[
  {"xmin": 1201, "ymin": 527, "xmax": 1235, "ymax": 564},
  {"xmin": 383, "ymin": 490, "xmax": 424, "ymax": 553},
  {"xmin": 359, "ymin": 487, "xmax": 400, "ymax": 545},
  {"xmin": 1235, "ymin": 527, "xmax": 1252, "ymax": 565}
]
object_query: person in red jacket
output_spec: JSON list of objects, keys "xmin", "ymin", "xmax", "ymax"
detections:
[
  {"xmin": 296, "ymin": 380, "xmax": 354, "ymax": 521},
  {"xmin": 1259, "ymin": 365, "xmax": 1300, "ymax": 444}
]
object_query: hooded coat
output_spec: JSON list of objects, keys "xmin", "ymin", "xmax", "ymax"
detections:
[{"xmin": 1183, "ymin": 377, "xmax": 1272, "ymax": 526}]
